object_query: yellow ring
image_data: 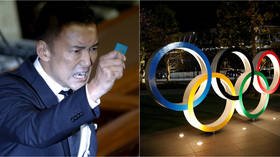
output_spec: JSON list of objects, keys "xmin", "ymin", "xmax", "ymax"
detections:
[{"xmin": 183, "ymin": 73, "xmax": 236, "ymax": 132}]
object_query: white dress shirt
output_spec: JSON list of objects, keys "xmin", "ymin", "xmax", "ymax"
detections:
[{"xmin": 33, "ymin": 57, "xmax": 99, "ymax": 157}]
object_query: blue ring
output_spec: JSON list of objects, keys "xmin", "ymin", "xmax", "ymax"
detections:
[{"xmin": 147, "ymin": 42, "xmax": 212, "ymax": 111}]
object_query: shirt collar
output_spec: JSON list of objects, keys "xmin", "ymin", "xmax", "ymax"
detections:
[{"xmin": 33, "ymin": 57, "xmax": 69, "ymax": 95}]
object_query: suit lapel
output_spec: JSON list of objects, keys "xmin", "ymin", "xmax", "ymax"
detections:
[
  {"xmin": 69, "ymin": 125, "xmax": 96, "ymax": 156},
  {"xmin": 88, "ymin": 124, "xmax": 97, "ymax": 156},
  {"xmin": 68, "ymin": 130, "xmax": 81, "ymax": 156},
  {"xmin": 15, "ymin": 56, "xmax": 58, "ymax": 108}
]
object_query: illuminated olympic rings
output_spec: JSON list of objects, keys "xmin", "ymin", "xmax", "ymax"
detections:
[{"xmin": 145, "ymin": 42, "xmax": 280, "ymax": 132}]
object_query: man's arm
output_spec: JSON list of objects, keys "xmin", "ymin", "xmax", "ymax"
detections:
[{"xmin": 0, "ymin": 81, "xmax": 98, "ymax": 148}]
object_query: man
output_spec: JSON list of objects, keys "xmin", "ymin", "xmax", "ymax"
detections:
[{"xmin": 0, "ymin": 3, "xmax": 125, "ymax": 156}]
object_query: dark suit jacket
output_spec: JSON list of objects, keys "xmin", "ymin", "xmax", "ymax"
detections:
[{"xmin": 0, "ymin": 56, "xmax": 100, "ymax": 156}]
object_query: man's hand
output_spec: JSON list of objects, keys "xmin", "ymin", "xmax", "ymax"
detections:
[{"xmin": 87, "ymin": 51, "xmax": 126, "ymax": 101}]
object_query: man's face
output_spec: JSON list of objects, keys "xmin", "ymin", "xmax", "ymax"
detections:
[{"xmin": 44, "ymin": 24, "xmax": 98, "ymax": 90}]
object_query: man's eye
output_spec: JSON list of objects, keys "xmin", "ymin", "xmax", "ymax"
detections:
[
  {"xmin": 89, "ymin": 47, "xmax": 97, "ymax": 52},
  {"xmin": 72, "ymin": 49, "xmax": 81, "ymax": 53}
]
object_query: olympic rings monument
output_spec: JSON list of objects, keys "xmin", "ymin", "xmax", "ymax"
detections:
[{"xmin": 145, "ymin": 42, "xmax": 280, "ymax": 132}]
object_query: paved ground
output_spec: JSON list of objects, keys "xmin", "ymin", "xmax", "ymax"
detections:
[{"xmin": 141, "ymin": 91, "xmax": 280, "ymax": 156}]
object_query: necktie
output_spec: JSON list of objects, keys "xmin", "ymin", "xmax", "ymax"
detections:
[{"xmin": 59, "ymin": 89, "xmax": 73, "ymax": 97}]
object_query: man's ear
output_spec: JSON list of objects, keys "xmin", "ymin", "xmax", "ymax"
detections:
[{"xmin": 36, "ymin": 40, "xmax": 51, "ymax": 61}]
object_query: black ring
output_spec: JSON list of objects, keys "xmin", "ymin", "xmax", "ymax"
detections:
[{"xmin": 215, "ymin": 48, "xmax": 254, "ymax": 100}]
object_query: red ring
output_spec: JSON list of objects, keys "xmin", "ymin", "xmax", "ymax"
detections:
[{"xmin": 255, "ymin": 50, "xmax": 280, "ymax": 94}]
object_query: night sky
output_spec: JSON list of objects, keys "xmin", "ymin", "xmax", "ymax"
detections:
[{"xmin": 168, "ymin": 1, "xmax": 219, "ymax": 32}]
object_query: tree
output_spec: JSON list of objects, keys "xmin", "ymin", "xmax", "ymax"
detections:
[
  {"xmin": 216, "ymin": 1, "xmax": 280, "ymax": 56},
  {"xmin": 140, "ymin": 4, "xmax": 179, "ymax": 82}
]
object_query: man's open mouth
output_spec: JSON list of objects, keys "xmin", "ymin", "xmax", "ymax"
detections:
[{"xmin": 73, "ymin": 72, "xmax": 88, "ymax": 80}]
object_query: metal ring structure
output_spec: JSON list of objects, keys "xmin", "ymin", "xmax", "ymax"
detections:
[
  {"xmin": 183, "ymin": 73, "xmax": 236, "ymax": 132},
  {"xmin": 145, "ymin": 42, "xmax": 280, "ymax": 132},
  {"xmin": 253, "ymin": 50, "xmax": 280, "ymax": 94},
  {"xmin": 211, "ymin": 48, "xmax": 254, "ymax": 100},
  {"xmin": 236, "ymin": 71, "xmax": 269, "ymax": 119},
  {"xmin": 145, "ymin": 42, "xmax": 212, "ymax": 111}
]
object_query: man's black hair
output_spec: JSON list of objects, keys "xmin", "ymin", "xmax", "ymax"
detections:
[{"xmin": 35, "ymin": 2, "xmax": 97, "ymax": 44}]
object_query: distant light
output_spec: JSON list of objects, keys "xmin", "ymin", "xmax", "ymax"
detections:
[
  {"xmin": 273, "ymin": 117, "xmax": 277, "ymax": 120},
  {"xmin": 141, "ymin": 78, "xmax": 145, "ymax": 83},
  {"xmin": 196, "ymin": 141, "xmax": 203, "ymax": 146},
  {"xmin": 242, "ymin": 127, "xmax": 247, "ymax": 131},
  {"xmin": 179, "ymin": 133, "xmax": 184, "ymax": 138}
]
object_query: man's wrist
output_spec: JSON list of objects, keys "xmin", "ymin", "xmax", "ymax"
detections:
[{"xmin": 86, "ymin": 84, "xmax": 101, "ymax": 109}]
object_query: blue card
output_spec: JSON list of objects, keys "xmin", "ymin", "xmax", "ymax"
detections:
[{"xmin": 114, "ymin": 42, "xmax": 128, "ymax": 55}]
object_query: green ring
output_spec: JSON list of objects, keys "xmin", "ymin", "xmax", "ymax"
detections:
[{"xmin": 239, "ymin": 71, "xmax": 270, "ymax": 119}]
